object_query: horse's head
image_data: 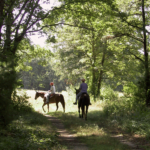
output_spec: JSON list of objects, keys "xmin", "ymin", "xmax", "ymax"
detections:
[
  {"xmin": 75, "ymin": 88, "xmax": 80, "ymax": 95},
  {"xmin": 35, "ymin": 91, "xmax": 45, "ymax": 100},
  {"xmin": 35, "ymin": 91, "xmax": 39, "ymax": 100}
]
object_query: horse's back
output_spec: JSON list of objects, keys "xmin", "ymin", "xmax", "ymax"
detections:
[
  {"xmin": 57, "ymin": 94, "xmax": 65, "ymax": 103},
  {"xmin": 49, "ymin": 97, "xmax": 57, "ymax": 103},
  {"xmin": 49, "ymin": 94, "xmax": 65, "ymax": 103}
]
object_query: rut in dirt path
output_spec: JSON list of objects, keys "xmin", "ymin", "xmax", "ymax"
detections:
[{"xmin": 45, "ymin": 115, "xmax": 89, "ymax": 150}]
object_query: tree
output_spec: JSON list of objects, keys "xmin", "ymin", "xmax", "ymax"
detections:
[
  {"xmin": 45, "ymin": 1, "xmax": 121, "ymax": 100},
  {"xmin": 45, "ymin": 0, "xmax": 147, "ymax": 103},
  {"xmin": 107, "ymin": 0, "xmax": 150, "ymax": 106},
  {"xmin": 0, "ymin": 0, "xmax": 63, "ymax": 126}
]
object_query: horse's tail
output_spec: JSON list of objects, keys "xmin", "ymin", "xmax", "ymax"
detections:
[
  {"xmin": 83, "ymin": 96, "xmax": 86, "ymax": 118},
  {"xmin": 83, "ymin": 95, "xmax": 89, "ymax": 119},
  {"xmin": 60, "ymin": 94, "xmax": 65, "ymax": 113},
  {"xmin": 81, "ymin": 94, "xmax": 89, "ymax": 105}
]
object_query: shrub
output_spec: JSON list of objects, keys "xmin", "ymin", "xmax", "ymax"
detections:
[
  {"xmin": 100, "ymin": 85, "xmax": 119, "ymax": 101},
  {"xmin": 12, "ymin": 90, "xmax": 33, "ymax": 112}
]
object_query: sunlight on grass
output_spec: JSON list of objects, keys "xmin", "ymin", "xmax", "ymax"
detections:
[{"xmin": 49, "ymin": 111, "xmax": 131, "ymax": 150}]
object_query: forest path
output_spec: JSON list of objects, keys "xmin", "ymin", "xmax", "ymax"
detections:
[
  {"xmin": 26, "ymin": 90, "xmax": 144, "ymax": 150},
  {"xmin": 45, "ymin": 115, "xmax": 89, "ymax": 150},
  {"xmin": 45, "ymin": 114, "xmax": 144, "ymax": 150}
]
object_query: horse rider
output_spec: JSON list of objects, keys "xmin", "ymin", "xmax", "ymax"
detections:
[
  {"xmin": 45, "ymin": 82, "xmax": 55, "ymax": 104},
  {"xmin": 73, "ymin": 79, "xmax": 92, "ymax": 105}
]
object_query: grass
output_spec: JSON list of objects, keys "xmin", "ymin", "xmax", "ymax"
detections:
[
  {"xmin": 0, "ymin": 111, "xmax": 66, "ymax": 150},
  {"xmin": 48, "ymin": 110, "xmax": 131, "ymax": 150}
]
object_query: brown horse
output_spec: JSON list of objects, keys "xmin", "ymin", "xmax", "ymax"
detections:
[
  {"xmin": 35, "ymin": 91, "xmax": 65, "ymax": 113},
  {"xmin": 75, "ymin": 88, "xmax": 90, "ymax": 120}
]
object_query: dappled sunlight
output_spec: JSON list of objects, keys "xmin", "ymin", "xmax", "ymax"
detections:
[
  {"xmin": 49, "ymin": 110, "xmax": 132, "ymax": 150},
  {"xmin": 1, "ymin": 110, "xmax": 61, "ymax": 149},
  {"xmin": 77, "ymin": 124, "xmax": 106, "ymax": 137}
]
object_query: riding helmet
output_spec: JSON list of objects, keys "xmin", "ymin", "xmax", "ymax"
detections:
[{"xmin": 50, "ymin": 82, "xmax": 54, "ymax": 86}]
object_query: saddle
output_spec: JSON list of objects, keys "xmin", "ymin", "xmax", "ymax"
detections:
[
  {"xmin": 49, "ymin": 93, "xmax": 55, "ymax": 98},
  {"xmin": 81, "ymin": 92, "xmax": 88, "ymax": 97},
  {"xmin": 78, "ymin": 93, "xmax": 89, "ymax": 103}
]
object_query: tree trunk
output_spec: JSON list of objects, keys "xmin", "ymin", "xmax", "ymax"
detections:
[
  {"xmin": 0, "ymin": 0, "xmax": 4, "ymax": 42},
  {"xmin": 97, "ymin": 70, "xmax": 103, "ymax": 97},
  {"xmin": 142, "ymin": 0, "xmax": 150, "ymax": 106},
  {"xmin": 0, "ymin": 55, "xmax": 17, "ymax": 127},
  {"xmin": 91, "ymin": 31, "xmax": 97, "ymax": 101},
  {"xmin": 97, "ymin": 41, "xmax": 106, "ymax": 97}
]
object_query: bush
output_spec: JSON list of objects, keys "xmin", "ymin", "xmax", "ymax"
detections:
[
  {"xmin": 0, "ymin": 113, "xmax": 59, "ymax": 150},
  {"xmin": 100, "ymin": 85, "xmax": 119, "ymax": 101},
  {"xmin": 0, "ymin": 89, "xmax": 33, "ymax": 128},
  {"xmin": 12, "ymin": 90, "xmax": 33, "ymax": 112},
  {"xmin": 123, "ymin": 81, "xmax": 146, "ymax": 106},
  {"xmin": 102, "ymin": 89, "xmax": 150, "ymax": 138}
]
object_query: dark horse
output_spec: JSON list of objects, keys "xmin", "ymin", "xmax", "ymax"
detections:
[
  {"xmin": 35, "ymin": 91, "xmax": 65, "ymax": 113},
  {"xmin": 75, "ymin": 88, "xmax": 90, "ymax": 120}
]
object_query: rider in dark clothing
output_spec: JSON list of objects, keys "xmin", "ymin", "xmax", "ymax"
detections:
[{"xmin": 73, "ymin": 79, "xmax": 92, "ymax": 105}]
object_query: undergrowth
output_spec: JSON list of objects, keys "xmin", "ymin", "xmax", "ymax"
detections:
[
  {"xmin": 0, "ymin": 90, "xmax": 65, "ymax": 150},
  {"xmin": 101, "ymin": 85, "xmax": 150, "ymax": 140}
]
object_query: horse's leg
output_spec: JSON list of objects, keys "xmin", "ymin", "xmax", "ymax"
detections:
[
  {"xmin": 78, "ymin": 105, "xmax": 80, "ymax": 118},
  {"xmin": 82, "ymin": 105, "xmax": 84, "ymax": 119},
  {"xmin": 85, "ymin": 105, "xmax": 88, "ymax": 120},
  {"xmin": 42, "ymin": 103, "xmax": 46, "ymax": 112},
  {"xmin": 47, "ymin": 104, "xmax": 49, "ymax": 112},
  {"xmin": 56, "ymin": 102, "xmax": 59, "ymax": 111}
]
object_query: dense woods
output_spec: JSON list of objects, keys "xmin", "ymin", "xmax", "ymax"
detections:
[{"xmin": 0, "ymin": 0, "xmax": 150, "ymax": 130}]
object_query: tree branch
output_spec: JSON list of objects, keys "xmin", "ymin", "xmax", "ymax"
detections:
[
  {"xmin": 114, "ymin": 33, "xmax": 144, "ymax": 43},
  {"xmin": 13, "ymin": 0, "xmax": 29, "ymax": 24},
  {"xmin": 129, "ymin": 50, "xmax": 144, "ymax": 63}
]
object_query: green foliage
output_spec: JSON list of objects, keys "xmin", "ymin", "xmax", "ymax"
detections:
[
  {"xmin": 100, "ymin": 85, "xmax": 119, "ymax": 101},
  {"xmin": 103, "ymin": 98, "xmax": 150, "ymax": 138},
  {"xmin": 44, "ymin": 0, "xmax": 150, "ymax": 106},
  {"xmin": 46, "ymin": 35, "xmax": 56, "ymax": 43},
  {"xmin": 20, "ymin": 58, "xmax": 67, "ymax": 91},
  {"xmin": 101, "ymin": 85, "xmax": 150, "ymax": 139},
  {"xmin": 0, "ymin": 0, "xmax": 63, "ymax": 128},
  {"xmin": 123, "ymin": 82, "xmax": 138, "ymax": 98},
  {"xmin": 0, "ymin": 112, "xmax": 61, "ymax": 150},
  {"xmin": 0, "ymin": 86, "xmax": 33, "ymax": 128},
  {"xmin": 45, "ymin": 0, "xmax": 146, "ymax": 101},
  {"xmin": 123, "ymin": 81, "xmax": 146, "ymax": 105},
  {"xmin": 12, "ymin": 90, "xmax": 33, "ymax": 112}
]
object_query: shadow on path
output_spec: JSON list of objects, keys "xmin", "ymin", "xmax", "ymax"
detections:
[{"xmin": 45, "ymin": 115, "xmax": 89, "ymax": 150}]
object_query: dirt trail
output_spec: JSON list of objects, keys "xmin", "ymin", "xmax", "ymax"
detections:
[
  {"xmin": 45, "ymin": 115, "xmax": 89, "ymax": 150},
  {"xmin": 110, "ymin": 134, "xmax": 143, "ymax": 150},
  {"xmin": 45, "ymin": 114, "xmax": 144, "ymax": 150}
]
